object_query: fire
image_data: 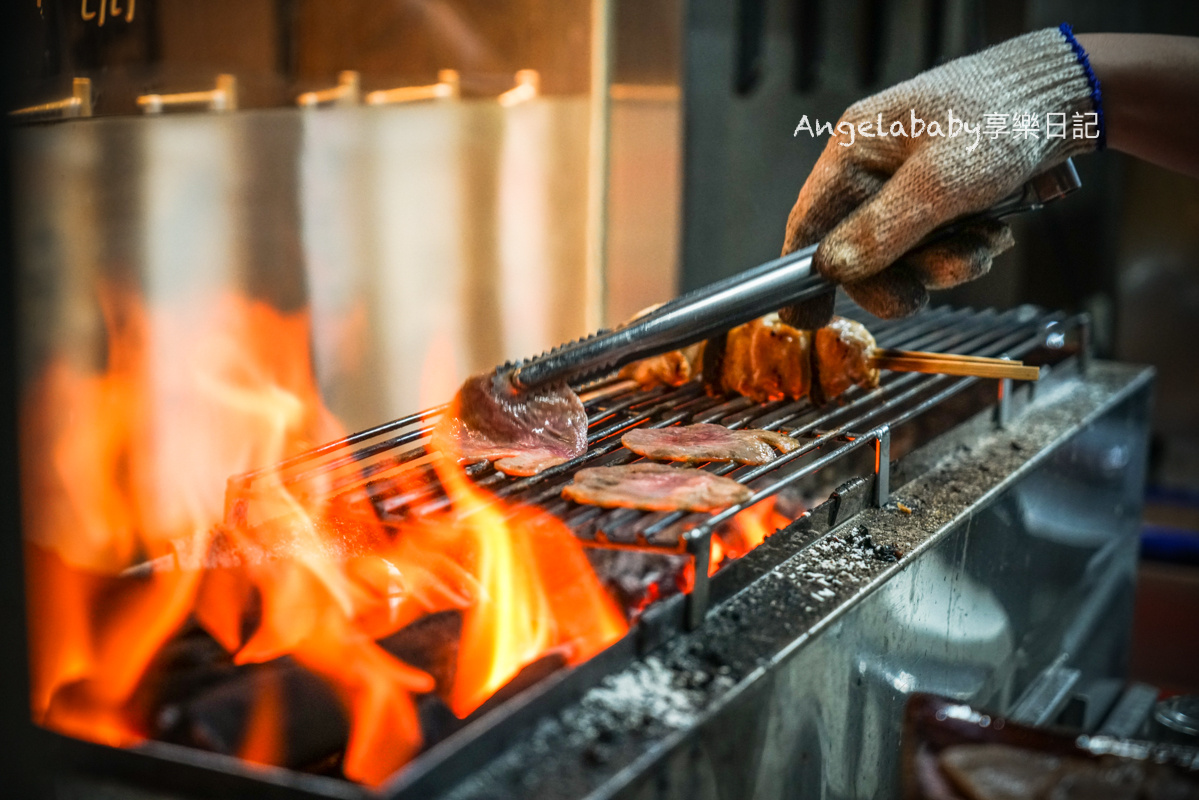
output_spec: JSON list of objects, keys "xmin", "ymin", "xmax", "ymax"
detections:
[
  {"xmin": 712, "ymin": 496, "xmax": 794, "ymax": 568},
  {"xmin": 430, "ymin": 403, "xmax": 627, "ymax": 717},
  {"xmin": 238, "ymin": 670, "xmax": 284, "ymax": 766},
  {"xmin": 677, "ymin": 497, "xmax": 796, "ymax": 596},
  {"xmin": 21, "ymin": 287, "xmax": 626, "ymax": 785},
  {"xmin": 703, "ymin": 497, "xmax": 794, "ymax": 579}
]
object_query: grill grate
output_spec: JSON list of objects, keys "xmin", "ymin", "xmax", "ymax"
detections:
[{"xmin": 227, "ymin": 304, "xmax": 1085, "ymax": 623}]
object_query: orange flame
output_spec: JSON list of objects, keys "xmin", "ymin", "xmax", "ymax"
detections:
[
  {"xmin": 678, "ymin": 497, "xmax": 797, "ymax": 593},
  {"xmin": 431, "ymin": 416, "xmax": 627, "ymax": 717},
  {"xmin": 238, "ymin": 671, "xmax": 284, "ymax": 766},
  {"xmin": 21, "ymin": 288, "xmax": 627, "ymax": 785},
  {"xmin": 713, "ymin": 496, "xmax": 794, "ymax": 568}
]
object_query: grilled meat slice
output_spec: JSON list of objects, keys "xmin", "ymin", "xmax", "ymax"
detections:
[
  {"xmin": 813, "ymin": 316, "xmax": 879, "ymax": 400},
  {"xmin": 561, "ymin": 463, "xmax": 751, "ymax": 512},
  {"xmin": 622, "ymin": 423, "xmax": 799, "ymax": 465},
  {"xmin": 616, "ymin": 304, "xmax": 704, "ymax": 388},
  {"xmin": 432, "ymin": 372, "xmax": 587, "ymax": 477}
]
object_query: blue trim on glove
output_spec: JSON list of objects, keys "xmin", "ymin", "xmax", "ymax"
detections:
[{"xmin": 1059, "ymin": 23, "xmax": 1106, "ymax": 150}]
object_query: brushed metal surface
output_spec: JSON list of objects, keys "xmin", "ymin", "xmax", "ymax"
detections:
[
  {"xmin": 13, "ymin": 101, "xmax": 596, "ymax": 432},
  {"xmin": 439, "ymin": 361, "xmax": 1153, "ymax": 800}
]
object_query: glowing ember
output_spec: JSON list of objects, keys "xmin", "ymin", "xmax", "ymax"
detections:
[
  {"xmin": 430, "ymin": 426, "xmax": 627, "ymax": 716},
  {"xmin": 712, "ymin": 496, "xmax": 794, "ymax": 568},
  {"xmin": 677, "ymin": 497, "xmax": 796, "ymax": 595},
  {"xmin": 20, "ymin": 288, "xmax": 626, "ymax": 785}
]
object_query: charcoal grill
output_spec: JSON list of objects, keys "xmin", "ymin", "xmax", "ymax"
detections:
[
  {"xmin": 231, "ymin": 303, "xmax": 1088, "ymax": 629},
  {"xmin": 42, "ymin": 303, "xmax": 1155, "ymax": 800}
]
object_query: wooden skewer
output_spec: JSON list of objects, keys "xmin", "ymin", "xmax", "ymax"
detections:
[
  {"xmin": 869, "ymin": 349, "xmax": 1040, "ymax": 381},
  {"xmin": 872, "ymin": 348, "xmax": 1028, "ymax": 366}
]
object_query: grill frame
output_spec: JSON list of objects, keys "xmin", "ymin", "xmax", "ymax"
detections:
[
  {"xmin": 229, "ymin": 304, "xmax": 1088, "ymax": 629},
  {"xmin": 29, "ymin": 304, "xmax": 1125, "ymax": 800}
]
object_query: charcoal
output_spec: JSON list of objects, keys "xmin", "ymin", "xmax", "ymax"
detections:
[
  {"xmin": 873, "ymin": 543, "xmax": 902, "ymax": 562},
  {"xmin": 586, "ymin": 548, "xmax": 687, "ymax": 616},
  {"xmin": 147, "ymin": 609, "xmax": 567, "ymax": 773},
  {"xmin": 140, "ymin": 626, "xmax": 240, "ymax": 708},
  {"xmin": 468, "ymin": 652, "xmax": 568, "ymax": 720},
  {"xmin": 773, "ymin": 487, "xmax": 808, "ymax": 520},
  {"xmin": 153, "ymin": 611, "xmax": 465, "ymax": 771},
  {"xmin": 378, "ymin": 610, "xmax": 461, "ymax": 694},
  {"xmin": 155, "ymin": 655, "xmax": 347, "ymax": 769}
]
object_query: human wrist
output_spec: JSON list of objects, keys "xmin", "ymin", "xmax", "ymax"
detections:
[{"xmin": 1071, "ymin": 33, "xmax": 1199, "ymax": 176}]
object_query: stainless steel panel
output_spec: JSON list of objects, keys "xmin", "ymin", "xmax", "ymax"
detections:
[
  {"xmin": 637, "ymin": 368, "xmax": 1149, "ymax": 800},
  {"xmin": 14, "ymin": 101, "xmax": 596, "ymax": 431},
  {"xmin": 437, "ymin": 361, "xmax": 1153, "ymax": 800}
]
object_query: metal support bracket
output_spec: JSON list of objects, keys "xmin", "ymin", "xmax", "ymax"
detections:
[
  {"xmin": 366, "ymin": 70, "xmax": 460, "ymax": 105},
  {"xmin": 684, "ymin": 531, "xmax": 713, "ymax": 631},
  {"xmin": 1009, "ymin": 660, "xmax": 1082, "ymax": 726},
  {"xmin": 873, "ymin": 425, "xmax": 891, "ymax": 507},
  {"xmin": 139, "ymin": 74, "xmax": 237, "ymax": 113},
  {"xmin": 498, "ymin": 70, "xmax": 541, "ymax": 106},
  {"xmin": 297, "ymin": 71, "xmax": 360, "ymax": 107},
  {"xmin": 995, "ymin": 374, "xmax": 1013, "ymax": 430},
  {"xmin": 11, "ymin": 77, "xmax": 92, "ymax": 120}
]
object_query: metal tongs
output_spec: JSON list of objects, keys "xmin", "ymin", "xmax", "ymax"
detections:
[{"xmin": 507, "ymin": 159, "xmax": 1082, "ymax": 391}]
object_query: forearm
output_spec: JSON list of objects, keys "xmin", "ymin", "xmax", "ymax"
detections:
[{"xmin": 1076, "ymin": 33, "xmax": 1199, "ymax": 177}]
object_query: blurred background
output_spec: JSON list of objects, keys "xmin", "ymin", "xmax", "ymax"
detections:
[{"xmin": 8, "ymin": 0, "xmax": 1199, "ymax": 692}]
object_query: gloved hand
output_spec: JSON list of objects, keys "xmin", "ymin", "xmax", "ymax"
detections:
[{"xmin": 781, "ymin": 26, "xmax": 1101, "ymax": 326}]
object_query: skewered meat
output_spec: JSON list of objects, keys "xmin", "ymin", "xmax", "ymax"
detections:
[
  {"xmin": 624, "ymin": 314, "xmax": 880, "ymax": 404},
  {"xmin": 562, "ymin": 463, "xmax": 751, "ymax": 512},
  {"xmin": 616, "ymin": 303, "xmax": 703, "ymax": 388},
  {"xmin": 812, "ymin": 316, "xmax": 880, "ymax": 402},
  {"xmin": 432, "ymin": 372, "xmax": 587, "ymax": 477},
  {"xmin": 715, "ymin": 314, "xmax": 811, "ymax": 402},
  {"xmin": 622, "ymin": 424, "xmax": 799, "ymax": 465},
  {"xmin": 618, "ymin": 343, "xmax": 703, "ymax": 389}
]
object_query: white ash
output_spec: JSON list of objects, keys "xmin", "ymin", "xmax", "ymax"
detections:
[
  {"xmin": 771, "ymin": 526, "xmax": 881, "ymax": 603},
  {"xmin": 444, "ymin": 654, "xmax": 736, "ymax": 798},
  {"xmin": 561, "ymin": 655, "xmax": 726, "ymax": 738}
]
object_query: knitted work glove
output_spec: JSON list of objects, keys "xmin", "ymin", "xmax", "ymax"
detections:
[{"xmin": 781, "ymin": 26, "xmax": 1101, "ymax": 324}]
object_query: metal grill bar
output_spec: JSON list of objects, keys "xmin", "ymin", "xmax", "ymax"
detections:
[
  {"xmin": 365, "ymin": 308, "xmax": 969, "ymax": 524},
  {"xmin": 551, "ymin": 307, "xmax": 1060, "ymax": 546},
  {"xmin": 229, "ymin": 306, "xmax": 1082, "ymax": 575}
]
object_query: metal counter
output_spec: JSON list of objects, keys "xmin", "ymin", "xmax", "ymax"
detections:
[{"xmin": 439, "ymin": 360, "xmax": 1153, "ymax": 800}]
